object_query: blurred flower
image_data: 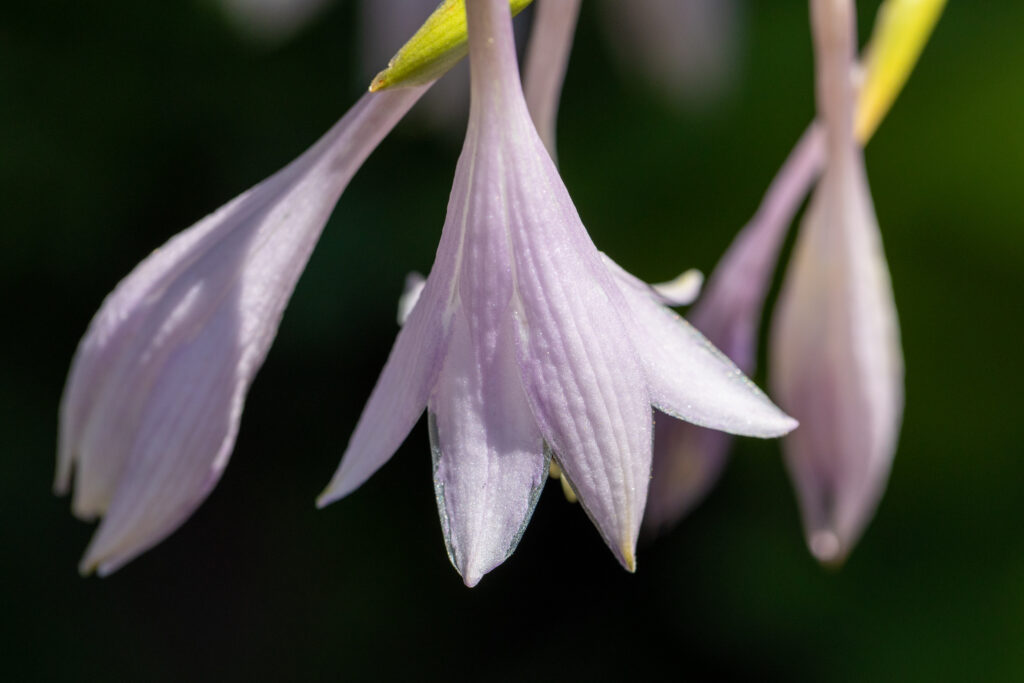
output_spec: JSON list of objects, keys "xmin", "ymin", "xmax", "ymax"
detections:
[
  {"xmin": 220, "ymin": 0, "xmax": 334, "ymax": 42},
  {"xmin": 601, "ymin": 0, "xmax": 742, "ymax": 108},
  {"xmin": 57, "ymin": 85, "xmax": 429, "ymax": 576},
  {"xmin": 770, "ymin": 0, "xmax": 903, "ymax": 565},
  {"xmin": 317, "ymin": 0, "xmax": 795, "ymax": 587},
  {"xmin": 644, "ymin": 0, "xmax": 944, "ymax": 542}
]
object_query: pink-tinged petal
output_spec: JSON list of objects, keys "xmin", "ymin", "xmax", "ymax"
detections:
[
  {"xmin": 468, "ymin": 0, "xmax": 653, "ymax": 570},
  {"xmin": 429, "ymin": 313, "xmax": 547, "ymax": 587},
  {"xmin": 62, "ymin": 86, "xmax": 427, "ymax": 574},
  {"xmin": 603, "ymin": 257, "xmax": 797, "ymax": 439},
  {"xmin": 644, "ymin": 126, "xmax": 826, "ymax": 532},
  {"xmin": 770, "ymin": 0, "xmax": 903, "ymax": 565},
  {"xmin": 522, "ymin": 0, "xmax": 581, "ymax": 159}
]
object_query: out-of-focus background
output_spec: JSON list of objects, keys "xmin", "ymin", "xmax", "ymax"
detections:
[{"xmin": 4, "ymin": 1, "xmax": 1023, "ymax": 680}]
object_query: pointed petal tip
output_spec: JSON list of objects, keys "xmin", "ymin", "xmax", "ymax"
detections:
[
  {"xmin": 809, "ymin": 528, "xmax": 848, "ymax": 568},
  {"xmin": 621, "ymin": 542, "xmax": 637, "ymax": 573},
  {"xmin": 314, "ymin": 487, "xmax": 339, "ymax": 510},
  {"xmin": 460, "ymin": 568, "xmax": 484, "ymax": 588},
  {"xmin": 315, "ymin": 467, "xmax": 361, "ymax": 509},
  {"xmin": 652, "ymin": 268, "xmax": 704, "ymax": 307},
  {"xmin": 77, "ymin": 557, "xmax": 97, "ymax": 578}
]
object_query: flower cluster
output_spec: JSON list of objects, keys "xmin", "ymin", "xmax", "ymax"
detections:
[{"xmin": 57, "ymin": 0, "xmax": 943, "ymax": 581}]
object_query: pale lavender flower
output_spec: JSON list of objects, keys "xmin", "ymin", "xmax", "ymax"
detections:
[
  {"xmin": 770, "ymin": 0, "xmax": 903, "ymax": 564},
  {"xmin": 57, "ymin": 85, "xmax": 428, "ymax": 575},
  {"xmin": 318, "ymin": 0, "xmax": 796, "ymax": 586}
]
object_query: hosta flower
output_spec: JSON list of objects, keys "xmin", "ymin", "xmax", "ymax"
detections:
[
  {"xmin": 317, "ymin": 0, "xmax": 796, "ymax": 586},
  {"xmin": 770, "ymin": 0, "xmax": 903, "ymax": 564},
  {"xmin": 57, "ymin": 85, "xmax": 428, "ymax": 575}
]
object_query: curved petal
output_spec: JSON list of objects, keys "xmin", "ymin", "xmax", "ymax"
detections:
[
  {"xmin": 603, "ymin": 257, "xmax": 797, "ymax": 438},
  {"xmin": 316, "ymin": 228, "xmax": 457, "ymax": 506},
  {"xmin": 429, "ymin": 313, "xmax": 547, "ymax": 587},
  {"xmin": 318, "ymin": 85, "xmax": 477, "ymax": 507},
  {"xmin": 63, "ymin": 86, "xmax": 427, "ymax": 574}
]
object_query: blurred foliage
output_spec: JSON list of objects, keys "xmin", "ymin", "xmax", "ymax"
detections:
[{"xmin": 2, "ymin": 1, "xmax": 1023, "ymax": 681}]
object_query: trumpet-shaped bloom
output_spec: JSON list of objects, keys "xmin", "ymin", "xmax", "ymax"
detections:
[
  {"xmin": 57, "ymin": 85, "xmax": 427, "ymax": 575},
  {"xmin": 770, "ymin": 0, "xmax": 903, "ymax": 564},
  {"xmin": 318, "ymin": 0, "xmax": 796, "ymax": 586}
]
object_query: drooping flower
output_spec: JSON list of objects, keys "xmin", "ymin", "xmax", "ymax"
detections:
[
  {"xmin": 644, "ymin": 0, "xmax": 945, "ymax": 540},
  {"xmin": 57, "ymin": 84, "xmax": 429, "ymax": 576},
  {"xmin": 770, "ymin": 0, "xmax": 904, "ymax": 564},
  {"xmin": 318, "ymin": 0, "xmax": 796, "ymax": 587}
]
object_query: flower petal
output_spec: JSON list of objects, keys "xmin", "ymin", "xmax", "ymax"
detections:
[
  {"xmin": 603, "ymin": 256, "xmax": 797, "ymax": 438},
  {"xmin": 316, "ymin": 244, "xmax": 456, "ymax": 507},
  {"xmin": 506, "ymin": 156, "xmax": 652, "ymax": 572},
  {"xmin": 466, "ymin": 0, "xmax": 653, "ymax": 570},
  {"xmin": 317, "ymin": 89, "xmax": 480, "ymax": 506},
  {"xmin": 429, "ymin": 313, "xmax": 547, "ymax": 587},
  {"xmin": 62, "ymin": 86, "xmax": 427, "ymax": 574}
]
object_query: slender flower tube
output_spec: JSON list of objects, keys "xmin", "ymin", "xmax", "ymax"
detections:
[
  {"xmin": 58, "ymin": 85, "xmax": 428, "ymax": 576},
  {"xmin": 318, "ymin": 0, "xmax": 796, "ymax": 586},
  {"xmin": 770, "ymin": 0, "xmax": 903, "ymax": 564},
  {"xmin": 522, "ymin": 0, "xmax": 581, "ymax": 159}
]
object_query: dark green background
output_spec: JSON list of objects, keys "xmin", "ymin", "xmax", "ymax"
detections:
[{"xmin": 4, "ymin": 1, "xmax": 1022, "ymax": 680}]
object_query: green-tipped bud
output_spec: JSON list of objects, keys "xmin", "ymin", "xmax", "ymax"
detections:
[{"xmin": 370, "ymin": 0, "xmax": 532, "ymax": 92}]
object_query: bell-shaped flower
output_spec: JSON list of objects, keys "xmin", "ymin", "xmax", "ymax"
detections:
[
  {"xmin": 57, "ymin": 85, "xmax": 428, "ymax": 576},
  {"xmin": 770, "ymin": 0, "xmax": 904, "ymax": 565},
  {"xmin": 318, "ymin": 0, "xmax": 796, "ymax": 587}
]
